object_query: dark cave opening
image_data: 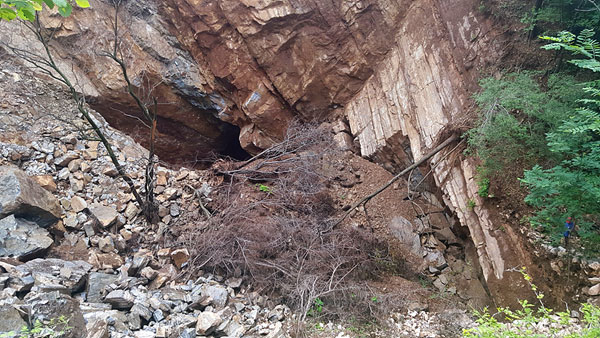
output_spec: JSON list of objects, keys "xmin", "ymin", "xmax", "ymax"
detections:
[
  {"xmin": 88, "ymin": 100, "xmax": 249, "ymax": 168},
  {"xmin": 218, "ymin": 123, "xmax": 251, "ymax": 161}
]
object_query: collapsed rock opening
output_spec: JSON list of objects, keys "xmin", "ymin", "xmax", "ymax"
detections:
[{"xmin": 88, "ymin": 101, "xmax": 249, "ymax": 168}]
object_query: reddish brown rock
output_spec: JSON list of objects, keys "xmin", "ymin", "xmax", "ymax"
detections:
[
  {"xmin": 33, "ymin": 175, "xmax": 57, "ymax": 192},
  {"xmin": 170, "ymin": 248, "xmax": 189, "ymax": 269}
]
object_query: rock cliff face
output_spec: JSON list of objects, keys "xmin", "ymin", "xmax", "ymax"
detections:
[
  {"xmin": 0, "ymin": 0, "xmax": 538, "ymax": 303},
  {"xmin": 342, "ymin": 0, "xmax": 532, "ymax": 303}
]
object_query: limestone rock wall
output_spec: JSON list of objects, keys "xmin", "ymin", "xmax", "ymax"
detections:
[{"xmin": 343, "ymin": 0, "xmax": 532, "ymax": 302}]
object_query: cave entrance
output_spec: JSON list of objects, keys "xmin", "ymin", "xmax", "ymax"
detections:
[
  {"xmin": 218, "ymin": 123, "xmax": 250, "ymax": 161},
  {"xmin": 89, "ymin": 101, "xmax": 250, "ymax": 169}
]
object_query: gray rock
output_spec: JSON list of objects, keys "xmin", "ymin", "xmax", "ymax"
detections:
[
  {"xmin": 179, "ymin": 328, "xmax": 196, "ymax": 338},
  {"xmin": 0, "ymin": 304, "xmax": 27, "ymax": 333},
  {"xmin": 58, "ymin": 167, "xmax": 71, "ymax": 180},
  {"xmin": 31, "ymin": 140, "xmax": 55, "ymax": 154},
  {"xmin": 196, "ymin": 311, "xmax": 222, "ymax": 335},
  {"xmin": 127, "ymin": 312, "xmax": 142, "ymax": 330},
  {"xmin": 98, "ymin": 236, "xmax": 115, "ymax": 253},
  {"xmin": 170, "ymin": 203, "xmax": 180, "ymax": 217},
  {"xmin": 0, "ymin": 166, "xmax": 61, "ymax": 227},
  {"xmin": 12, "ymin": 258, "xmax": 92, "ymax": 294},
  {"xmin": 222, "ymin": 316, "xmax": 246, "ymax": 338},
  {"xmin": 201, "ymin": 285, "xmax": 228, "ymax": 308},
  {"xmin": 89, "ymin": 204, "xmax": 118, "ymax": 228},
  {"xmin": 70, "ymin": 177, "xmax": 85, "ymax": 192},
  {"xmin": 87, "ymin": 272, "xmax": 120, "ymax": 303},
  {"xmin": 54, "ymin": 152, "xmax": 79, "ymax": 167},
  {"xmin": 131, "ymin": 302, "xmax": 153, "ymax": 321},
  {"xmin": 389, "ymin": 216, "xmax": 423, "ymax": 256},
  {"xmin": 85, "ymin": 318, "xmax": 109, "ymax": 338},
  {"xmin": 153, "ymin": 309, "xmax": 165, "ymax": 322},
  {"xmin": 0, "ymin": 215, "xmax": 53, "ymax": 259},
  {"xmin": 134, "ymin": 331, "xmax": 156, "ymax": 338},
  {"xmin": 170, "ymin": 313, "xmax": 197, "ymax": 330},
  {"xmin": 63, "ymin": 213, "xmax": 79, "ymax": 229},
  {"xmin": 7, "ymin": 274, "xmax": 34, "ymax": 292},
  {"xmin": 433, "ymin": 278, "xmax": 446, "ymax": 292},
  {"xmin": 226, "ymin": 277, "xmax": 243, "ymax": 289},
  {"xmin": 105, "ymin": 290, "xmax": 134, "ymax": 309},
  {"xmin": 24, "ymin": 291, "xmax": 87, "ymax": 338},
  {"xmin": 588, "ymin": 283, "xmax": 600, "ymax": 296},
  {"xmin": 267, "ymin": 305, "xmax": 288, "ymax": 322}
]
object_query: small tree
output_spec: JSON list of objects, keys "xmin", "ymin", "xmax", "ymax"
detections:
[{"xmin": 2, "ymin": 2, "xmax": 159, "ymax": 223}]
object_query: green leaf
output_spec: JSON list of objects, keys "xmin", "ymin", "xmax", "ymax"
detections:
[
  {"xmin": 75, "ymin": 0, "xmax": 90, "ymax": 8},
  {"xmin": 29, "ymin": 0, "xmax": 43, "ymax": 10},
  {"xmin": 0, "ymin": 8, "xmax": 18, "ymax": 21},
  {"xmin": 57, "ymin": 2, "xmax": 71, "ymax": 16},
  {"xmin": 52, "ymin": 0, "xmax": 68, "ymax": 7},
  {"xmin": 43, "ymin": 0, "xmax": 55, "ymax": 9},
  {"xmin": 17, "ymin": 7, "xmax": 35, "ymax": 21}
]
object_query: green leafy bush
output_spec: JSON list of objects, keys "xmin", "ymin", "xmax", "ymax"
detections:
[
  {"xmin": 0, "ymin": 316, "xmax": 72, "ymax": 338},
  {"xmin": 0, "ymin": 0, "xmax": 89, "ymax": 21},
  {"xmin": 463, "ymin": 268, "xmax": 600, "ymax": 338},
  {"xmin": 467, "ymin": 71, "xmax": 582, "ymax": 176},
  {"xmin": 521, "ymin": 29, "xmax": 600, "ymax": 253}
]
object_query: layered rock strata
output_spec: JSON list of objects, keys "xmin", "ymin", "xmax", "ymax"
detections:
[{"xmin": 343, "ymin": 0, "xmax": 532, "ymax": 304}]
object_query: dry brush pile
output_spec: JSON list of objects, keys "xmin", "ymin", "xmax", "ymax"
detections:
[{"xmin": 169, "ymin": 123, "xmax": 401, "ymax": 324}]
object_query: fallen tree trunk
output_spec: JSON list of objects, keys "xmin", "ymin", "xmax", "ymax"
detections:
[{"xmin": 332, "ymin": 134, "xmax": 459, "ymax": 228}]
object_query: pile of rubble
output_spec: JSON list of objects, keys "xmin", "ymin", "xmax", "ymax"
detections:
[
  {"xmin": 0, "ymin": 255, "xmax": 289, "ymax": 338},
  {"xmin": 0, "ymin": 162, "xmax": 290, "ymax": 338},
  {"xmin": 0, "ymin": 59, "xmax": 291, "ymax": 337}
]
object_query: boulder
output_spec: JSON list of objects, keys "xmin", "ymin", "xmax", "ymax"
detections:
[
  {"xmin": 0, "ymin": 166, "xmax": 61, "ymax": 227},
  {"xmin": 0, "ymin": 304, "xmax": 27, "ymax": 333},
  {"xmin": 87, "ymin": 272, "xmax": 120, "ymax": 303},
  {"xmin": 201, "ymin": 284, "xmax": 229, "ymax": 309},
  {"xmin": 24, "ymin": 291, "xmax": 87, "ymax": 338},
  {"xmin": 12, "ymin": 258, "xmax": 92, "ymax": 294},
  {"xmin": 86, "ymin": 319, "xmax": 109, "ymax": 338},
  {"xmin": 131, "ymin": 303, "xmax": 153, "ymax": 321},
  {"xmin": 196, "ymin": 311, "xmax": 222, "ymax": 335},
  {"xmin": 104, "ymin": 290, "xmax": 134, "ymax": 309},
  {"xmin": 170, "ymin": 248, "xmax": 189, "ymax": 269},
  {"xmin": 0, "ymin": 215, "xmax": 53, "ymax": 259},
  {"xmin": 33, "ymin": 175, "xmax": 57, "ymax": 192},
  {"xmin": 71, "ymin": 196, "xmax": 88, "ymax": 213},
  {"xmin": 389, "ymin": 216, "xmax": 423, "ymax": 256},
  {"xmin": 89, "ymin": 204, "xmax": 118, "ymax": 228},
  {"xmin": 588, "ymin": 284, "xmax": 600, "ymax": 297}
]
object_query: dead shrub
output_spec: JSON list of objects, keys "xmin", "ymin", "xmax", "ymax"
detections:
[{"xmin": 172, "ymin": 122, "xmax": 396, "ymax": 324}]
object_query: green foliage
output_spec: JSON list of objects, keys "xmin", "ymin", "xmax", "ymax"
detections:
[
  {"xmin": 0, "ymin": 316, "xmax": 72, "ymax": 338},
  {"xmin": 476, "ymin": 166, "xmax": 491, "ymax": 198},
  {"xmin": 0, "ymin": 0, "xmax": 89, "ymax": 21},
  {"xmin": 520, "ymin": 0, "xmax": 600, "ymax": 33},
  {"xmin": 463, "ymin": 268, "xmax": 600, "ymax": 337},
  {"xmin": 467, "ymin": 71, "xmax": 582, "ymax": 176},
  {"xmin": 467, "ymin": 199, "xmax": 476, "ymax": 210},
  {"xmin": 521, "ymin": 30, "xmax": 600, "ymax": 253},
  {"xmin": 256, "ymin": 183, "xmax": 272, "ymax": 194},
  {"xmin": 307, "ymin": 297, "xmax": 324, "ymax": 317},
  {"xmin": 541, "ymin": 29, "xmax": 600, "ymax": 72}
]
